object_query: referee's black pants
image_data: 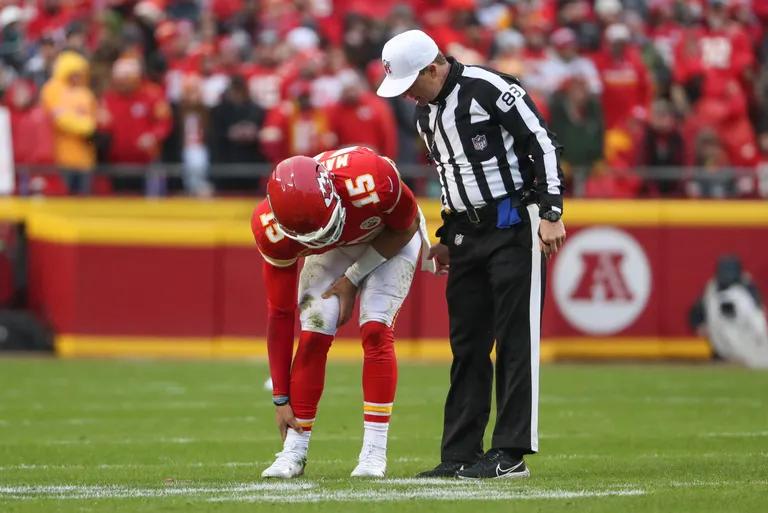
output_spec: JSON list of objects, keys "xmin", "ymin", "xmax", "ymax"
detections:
[{"xmin": 440, "ymin": 204, "xmax": 544, "ymax": 463}]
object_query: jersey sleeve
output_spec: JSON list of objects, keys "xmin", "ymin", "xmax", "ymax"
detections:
[
  {"xmin": 375, "ymin": 156, "xmax": 418, "ymax": 230},
  {"xmin": 262, "ymin": 260, "xmax": 298, "ymax": 398},
  {"xmin": 252, "ymin": 201, "xmax": 302, "ymax": 398},
  {"xmin": 468, "ymin": 68, "xmax": 565, "ymax": 216},
  {"xmin": 251, "ymin": 202, "xmax": 301, "ymax": 267}
]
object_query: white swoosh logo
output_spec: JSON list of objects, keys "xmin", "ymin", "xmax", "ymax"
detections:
[{"xmin": 496, "ymin": 460, "xmax": 524, "ymax": 476}]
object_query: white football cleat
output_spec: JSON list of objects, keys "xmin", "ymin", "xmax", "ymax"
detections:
[
  {"xmin": 261, "ymin": 449, "xmax": 306, "ymax": 478},
  {"xmin": 350, "ymin": 443, "xmax": 387, "ymax": 477}
]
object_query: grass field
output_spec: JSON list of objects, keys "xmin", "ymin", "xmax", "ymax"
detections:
[{"xmin": 0, "ymin": 358, "xmax": 766, "ymax": 512}]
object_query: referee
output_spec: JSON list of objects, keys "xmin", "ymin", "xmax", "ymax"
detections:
[{"xmin": 377, "ymin": 30, "xmax": 566, "ymax": 479}]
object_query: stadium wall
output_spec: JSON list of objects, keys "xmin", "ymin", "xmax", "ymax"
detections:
[{"xmin": 4, "ymin": 198, "xmax": 768, "ymax": 361}]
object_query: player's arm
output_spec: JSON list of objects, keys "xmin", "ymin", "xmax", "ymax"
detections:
[
  {"xmin": 262, "ymin": 260, "xmax": 298, "ymax": 402},
  {"xmin": 262, "ymin": 259, "xmax": 306, "ymax": 440},
  {"xmin": 322, "ymin": 158, "xmax": 419, "ymax": 326},
  {"xmin": 252, "ymin": 207, "xmax": 299, "ymax": 403}
]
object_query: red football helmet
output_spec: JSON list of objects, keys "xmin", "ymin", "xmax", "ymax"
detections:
[{"xmin": 266, "ymin": 155, "xmax": 346, "ymax": 249}]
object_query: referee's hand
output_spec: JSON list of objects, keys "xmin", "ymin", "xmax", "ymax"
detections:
[
  {"xmin": 538, "ymin": 219, "xmax": 566, "ymax": 258},
  {"xmin": 428, "ymin": 244, "xmax": 450, "ymax": 275}
]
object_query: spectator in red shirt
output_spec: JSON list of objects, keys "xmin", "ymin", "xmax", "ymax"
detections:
[
  {"xmin": 2, "ymin": 78, "xmax": 54, "ymax": 166},
  {"xmin": 100, "ymin": 57, "xmax": 172, "ymax": 165},
  {"xmin": 326, "ymin": 72, "xmax": 398, "ymax": 159},
  {"xmin": 593, "ymin": 23, "xmax": 653, "ymax": 129},
  {"xmin": 672, "ymin": 0, "xmax": 754, "ymax": 114},
  {"xmin": 26, "ymin": 0, "xmax": 75, "ymax": 42},
  {"xmin": 690, "ymin": 77, "xmax": 758, "ymax": 167}
]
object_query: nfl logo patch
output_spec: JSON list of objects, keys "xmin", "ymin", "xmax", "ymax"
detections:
[
  {"xmin": 472, "ymin": 134, "xmax": 488, "ymax": 151},
  {"xmin": 383, "ymin": 59, "xmax": 392, "ymax": 75},
  {"xmin": 454, "ymin": 233, "xmax": 464, "ymax": 246}
]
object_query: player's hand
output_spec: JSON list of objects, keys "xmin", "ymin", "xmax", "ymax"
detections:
[
  {"xmin": 538, "ymin": 219, "xmax": 566, "ymax": 258},
  {"xmin": 428, "ymin": 244, "xmax": 450, "ymax": 275},
  {"xmin": 322, "ymin": 276, "xmax": 358, "ymax": 327},
  {"xmin": 275, "ymin": 404, "xmax": 302, "ymax": 441}
]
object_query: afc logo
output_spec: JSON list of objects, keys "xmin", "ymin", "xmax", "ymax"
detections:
[{"xmin": 553, "ymin": 227, "xmax": 651, "ymax": 335}]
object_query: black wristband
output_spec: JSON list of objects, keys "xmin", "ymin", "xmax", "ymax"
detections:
[{"xmin": 272, "ymin": 395, "xmax": 289, "ymax": 406}]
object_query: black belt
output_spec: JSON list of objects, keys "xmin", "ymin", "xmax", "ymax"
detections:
[
  {"xmin": 450, "ymin": 202, "xmax": 497, "ymax": 224},
  {"xmin": 447, "ymin": 191, "xmax": 533, "ymax": 225}
]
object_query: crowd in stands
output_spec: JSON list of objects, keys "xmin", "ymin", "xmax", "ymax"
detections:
[{"xmin": 1, "ymin": 0, "xmax": 768, "ymax": 197}]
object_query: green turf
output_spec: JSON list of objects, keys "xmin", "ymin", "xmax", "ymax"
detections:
[{"xmin": 0, "ymin": 358, "xmax": 766, "ymax": 512}]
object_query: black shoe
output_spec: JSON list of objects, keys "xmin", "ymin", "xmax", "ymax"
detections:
[
  {"xmin": 416, "ymin": 461, "xmax": 468, "ymax": 478},
  {"xmin": 456, "ymin": 449, "xmax": 530, "ymax": 480}
]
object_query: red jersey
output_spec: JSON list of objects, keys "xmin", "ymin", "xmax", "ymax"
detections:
[
  {"xmin": 592, "ymin": 48, "xmax": 652, "ymax": 129},
  {"xmin": 100, "ymin": 82, "xmax": 172, "ymax": 163},
  {"xmin": 251, "ymin": 146, "xmax": 418, "ymax": 397},
  {"xmin": 327, "ymin": 93, "xmax": 398, "ymax": 160},
  {"xmin": 674, "ymin": 25, "xmax": 754, "ymax": 90},
  {"xmin": 252, "ymin": 146, "xmax": 418, "ymax": 268}
]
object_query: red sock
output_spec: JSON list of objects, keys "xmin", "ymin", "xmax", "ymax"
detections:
[
  {"xmin": 360, "ymin": 321, "xmax": 397, "ymax": 424},
  {"xmin": 290, "ymin": 330, "xmax": 333, "ymax": 431}
]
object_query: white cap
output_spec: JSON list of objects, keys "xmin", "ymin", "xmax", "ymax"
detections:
[
  {"xmin": 377, "ymin": 29, "xmax": 439, "ymax": 98},
  {"xmin": 286, "ymin": 26, "xmax": 319, "ymax": 51},
  {"xmin": 595, "ymin": 0, "xmax": 623, "ymax": 17},
  {"xmin": 495, "ymin": 29, "xmax": 525, "ymax": 51},
  {"xmin": 0, "ymin": 6, "xmax": 23, "ymax": 29},
  {"xmin": 606, "ymin": 23, "xmax": 631, "ymax": 42}
]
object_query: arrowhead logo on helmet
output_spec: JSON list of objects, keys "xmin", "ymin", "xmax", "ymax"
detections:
[
  {"xmin": 266, "ymin": 156, "xmax": 347, "ymax": 249},
  {"xmin": 316, "ymin": 170, "xmax": 334, "ymax": 208}
]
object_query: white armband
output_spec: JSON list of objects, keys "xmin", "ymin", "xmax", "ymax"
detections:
[{"xmin": 344, "ymin": 246, "xmax": 387, "ymax": 286}]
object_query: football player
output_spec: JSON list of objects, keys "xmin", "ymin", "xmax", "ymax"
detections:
[{"xmin": 252, "ymin": 146, "xmax": 430, "ymax": 478}]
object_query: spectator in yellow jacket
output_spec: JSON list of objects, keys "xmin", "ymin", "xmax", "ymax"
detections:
[{"xmin": 40, "ymin": 51, "xmax": 97, "ymax": 195}]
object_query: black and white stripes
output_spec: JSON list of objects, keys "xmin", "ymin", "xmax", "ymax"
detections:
[{"xmin": 416, "ymin": 59, "xmax": 564, "ymax": 214}]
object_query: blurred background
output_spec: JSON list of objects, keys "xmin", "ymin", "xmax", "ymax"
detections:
[{"xmin": 0, "ymin": 0, "xmax": 765, "ymax": 365}]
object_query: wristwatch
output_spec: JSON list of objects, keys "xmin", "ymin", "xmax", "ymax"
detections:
[
  {"xmin": 540, "ymin": 210, "xmax": 561, "ymax": 222},
  {"xmin": 272, "ymin": 395, "xmax": 290, "ymax": 407}
]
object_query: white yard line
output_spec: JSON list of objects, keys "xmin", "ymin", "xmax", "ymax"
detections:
[
  {"xmin": 0, "ymin": 482, "xmax": 313, "ymax": 500},
  {"xmin": 701, "ymin": 431, "xmax": 768, "ymax": 438},
  {"xmin": 0, "ymin": 459, "xmax": 356, "ymax": 472},
  {"xmin": 0, "ymin": 482, "xmax": 646, "ymax": 502},
  {"xmin": 668, "ymin": 479, "xmax": 768, "ymax": 488},
  {"xmin": 217, "ymin": 488, "xmax": 646, "ymax": 503}
]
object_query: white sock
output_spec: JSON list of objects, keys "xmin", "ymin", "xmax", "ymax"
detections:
[
  {"xmin": 284, "ymin": 427, "xmax": 311, "ymax": 455},
  {"xmin": 362, "ymin": 421, "xmax": 389, "ymax": 451}
]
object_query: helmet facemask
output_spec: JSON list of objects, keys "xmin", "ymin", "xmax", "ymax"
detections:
[{"xmin": 278, "ymin": 198, "xmax": 347, "ymax": 249}]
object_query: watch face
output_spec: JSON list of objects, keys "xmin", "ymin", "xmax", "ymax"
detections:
[{"xmin": 544, "ymin": 211, "xmax": 560, "ymax": 222}]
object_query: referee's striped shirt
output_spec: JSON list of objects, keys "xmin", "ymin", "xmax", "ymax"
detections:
[{"xmin": 416, "ymin": 57, "xmax": 564, "ymax": 216}]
